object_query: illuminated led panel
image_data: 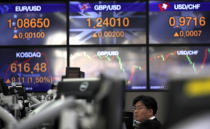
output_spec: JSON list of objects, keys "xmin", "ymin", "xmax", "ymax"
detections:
[
  {"xmin": 0, "ymin": 2, "xmax": 66, "ymax": 45},
  {"xmin": 70, "ymin": 47, "xmax": 146, "ymax": 90},
  {"xmin": 0, "ymin": 48, "xmax": 66, "ymax": 92},
  {"xmin": 149, "ymin": 0, "xmax": 210, "ymax": 44},
  {"xmin": 150, "ymin": 47, "xmax": 210, "ymax": 90},
  {"xmin": 70, "ymin": 1, "xmax": 146, "ymax": 45}
]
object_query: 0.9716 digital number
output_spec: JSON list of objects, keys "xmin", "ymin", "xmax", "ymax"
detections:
[{"xmin": 169, "ymin": 16, "xmax": 206, "ymax": 27}]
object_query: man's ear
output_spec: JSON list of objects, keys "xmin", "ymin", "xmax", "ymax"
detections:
[{"xmin": 148, "ymin": 109, "xmax": 154, "ymax": 116}]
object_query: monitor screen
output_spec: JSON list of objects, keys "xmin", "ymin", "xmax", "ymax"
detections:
[
  {"xmin": 69, "ymin": 0, "xmax": 146, "ymax": 45},
  {"xmin": 70, "ymin": 47, "xmax": 146, "ymax": 90},
  {"xmin": 0, "ymin": 2, "xmax": 66, "ymax": 45},
  {"xmin": 0, "ymin": 48, "xmax": 67, "ymax": 92},
  {"xmin": 149, "ymin": 46, "xmax": 210, "ymax": 90},
  {"xmin": 149, "ymin": 0, "xmax": 210, "ymax": 44}
]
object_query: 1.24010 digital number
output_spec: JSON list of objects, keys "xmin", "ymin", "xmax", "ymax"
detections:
[{"xmin": 87, "ymin": 17, "xmax": 130, "ymax": 28}]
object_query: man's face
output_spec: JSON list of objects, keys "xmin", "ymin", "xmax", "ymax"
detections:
[{"xmin": 133, "ymin": 101, "xmax": 153, "ymax": 122}]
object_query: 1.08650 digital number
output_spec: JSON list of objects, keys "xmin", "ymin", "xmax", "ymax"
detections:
[{"xmin": 8, "ymin": 18, "xmax": 50, "ymax": 29}]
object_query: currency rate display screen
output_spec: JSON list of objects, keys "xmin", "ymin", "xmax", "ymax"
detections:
[
  {"xmin": 0, "ymin": 2, "xmax": 66, "ymax": 45},
  {"xmin": 70, "ymin": 1, "xmax": 146, "ymax": 45},
  {"xmin": 150, "ymin": 47, "xmax": 210, "ymax": 90},
  {"xmin": 149, "ymin": 1, "xmax": 210, "ymax": 44},
  {"xmin": 0, "ymin": 48, "xmax": 67, "ymax": 92},
  {"xmin": 70, "ymin": 47, "xmax": 146, "ymax": 90}
]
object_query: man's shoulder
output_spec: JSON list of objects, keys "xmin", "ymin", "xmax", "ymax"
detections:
[{"xmin": 138, "ymin": 119, "xmax": 162, "ymax": 129}]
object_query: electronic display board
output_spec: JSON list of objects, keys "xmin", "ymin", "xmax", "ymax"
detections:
[
  {"xmin": 70, "ymin": 47, "xmax": 146, "ymax": 90},
  {"xmin": 150, "ymin": 46, "xmax": 210, "ymax": 90},
  {"xmin": 0, "ymin": 2, "xmax": 66, "ymax": 45},
  {"xmin": 70, "ymin": 1, "xmax": 146, "ymax": 45},
  {"xmin": 0, "ymin": 48, "xmax": 67, "ymax": 92},
  {"xmin": 149, "ymin": 0, "xmax": 210, "ymax": 44}
]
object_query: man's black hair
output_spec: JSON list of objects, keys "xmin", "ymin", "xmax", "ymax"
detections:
[{"xmin": 133, "ymin": 95, "xmax": 158, "ymax": 115}]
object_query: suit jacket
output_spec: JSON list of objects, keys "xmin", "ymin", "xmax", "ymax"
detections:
[{"xmin": 137, "ymin": 118, "xmax": 162, "ymax": 129}]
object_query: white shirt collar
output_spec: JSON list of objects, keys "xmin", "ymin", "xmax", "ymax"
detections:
[
  {"xmin": 134, "ymin": 116, "xmax": 156, "ymax": 125},
  {"xmin": 149, "ymin": 116, "xmax": 156, "ymax": 120}
]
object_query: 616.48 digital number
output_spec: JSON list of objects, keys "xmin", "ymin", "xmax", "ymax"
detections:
[{"xmin": 10, "ymin": 63, "xmax": 47, "ymax": 73}]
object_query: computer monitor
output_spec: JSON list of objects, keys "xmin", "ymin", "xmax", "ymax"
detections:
[{"xmin": 57, "ymin": 78, "xmax": 100, "ymax": 100}]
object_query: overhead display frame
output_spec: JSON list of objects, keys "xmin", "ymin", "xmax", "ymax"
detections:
[
  {"xmin": 149, "ymin": 0, "xmax": 210, "ymax": 44},
  {"xmin": 0, "ymin": 47, "xmax": 67, "ymax": 92},
  {"xmin": 0, "ymin": 1, "xmax": 67, "ymax": 45},
  {"xmin": 69, "ymin": 0, "xmax": 146, "ymax": 45}
]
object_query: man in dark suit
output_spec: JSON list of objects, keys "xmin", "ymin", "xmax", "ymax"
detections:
[{"xmin": 133, "ymin": 95, "xmax": 162, "ymax": 129}]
